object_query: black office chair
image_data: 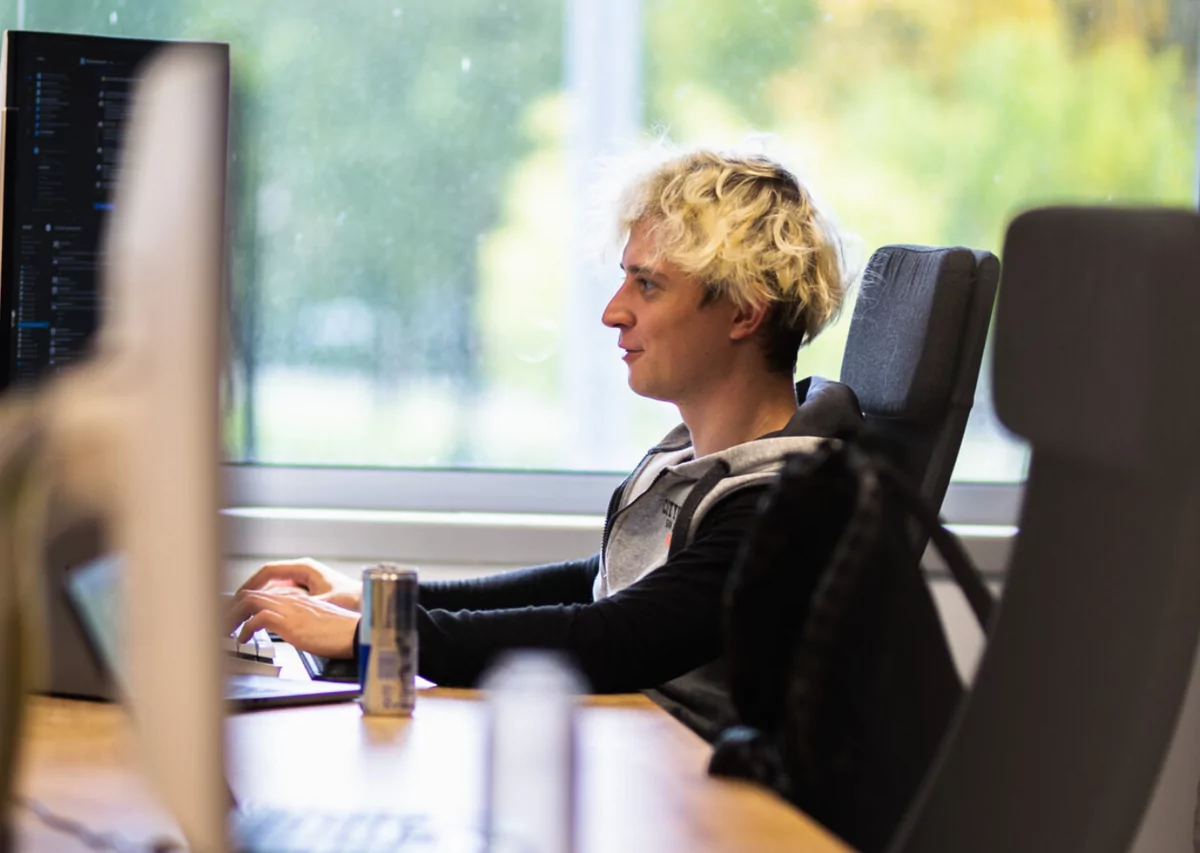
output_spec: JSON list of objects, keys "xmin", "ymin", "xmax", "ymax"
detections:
[
  {"xmin": 888, "ymin": 207, "xmax": 1200, "ymax": 853},
  {"xmin": 840, "ymin": 245, "xmax": 1000, "ymax": 510}
]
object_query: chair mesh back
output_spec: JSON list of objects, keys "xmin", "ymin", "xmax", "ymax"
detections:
[{"xmin": 840, "ymin": 245, "xmax": 999, "ymax": 508}]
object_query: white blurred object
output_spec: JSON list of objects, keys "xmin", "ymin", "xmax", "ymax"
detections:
[
  {"xmin": 481, "ymin": 651, "xmax": 585, "ymax": 853},
  {"xmin": 99, "ymin": 43, "xmax": 231, "ymax": 853}
]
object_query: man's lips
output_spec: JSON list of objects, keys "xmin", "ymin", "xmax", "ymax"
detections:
[{"xmin": 622, "ymin": 349, "xmax": 643, "ymax": 363}]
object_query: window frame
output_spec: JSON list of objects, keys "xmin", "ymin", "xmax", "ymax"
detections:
[{"xmin": 224, "ymin": 464, "xmax": 1023, "ymax": 526}]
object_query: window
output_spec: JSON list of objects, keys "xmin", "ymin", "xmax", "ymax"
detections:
[{"xmin": 17, "ymin": 0, "xmax": 1200, "ymax": 511}]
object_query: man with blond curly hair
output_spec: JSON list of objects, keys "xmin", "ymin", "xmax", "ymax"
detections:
[{"xmin": 231, "ymin": 149, "xmax": 863, "ymax": 739}]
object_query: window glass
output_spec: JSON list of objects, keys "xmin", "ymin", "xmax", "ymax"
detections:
[{"xmin": 23, "ymin": 0, "xmax": 1200, "ymax": 482}]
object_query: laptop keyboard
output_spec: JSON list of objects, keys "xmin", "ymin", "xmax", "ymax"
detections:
[
  {"xmin": 233, "ymin": 808, "xmax": 451, "ymax": 853},
  {"xmin": 224, "ymin": 628, "xmax": 277, "ymax": 663}
]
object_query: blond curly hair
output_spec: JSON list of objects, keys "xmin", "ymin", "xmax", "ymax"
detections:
[{"xmin": 616, "ymin": 149, "xmax": 845, "ymax": 373}]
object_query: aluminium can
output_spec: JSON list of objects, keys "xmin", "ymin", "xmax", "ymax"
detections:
[{"xmin": 359, "ymin": 563, "xmax": 419, "ymax": 716}]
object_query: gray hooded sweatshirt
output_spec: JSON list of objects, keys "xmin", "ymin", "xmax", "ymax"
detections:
[{"xmin": 595, "ymin": 376, "xmax": 863, "ymax": 738}]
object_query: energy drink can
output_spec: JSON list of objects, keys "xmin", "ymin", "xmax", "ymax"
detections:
[{"xmin": 359, "ymin": 564, "xmax": 419, "ymax": 716}]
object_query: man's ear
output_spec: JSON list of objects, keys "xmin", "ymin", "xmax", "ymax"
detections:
[{"xmin": 729, "ymin": 302, "xmax": 770, "ymax": 342}]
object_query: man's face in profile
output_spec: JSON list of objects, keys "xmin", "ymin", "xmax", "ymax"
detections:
[{"xmin": 602, "ymin": 220, "xmax": 741, "ymax": 405}]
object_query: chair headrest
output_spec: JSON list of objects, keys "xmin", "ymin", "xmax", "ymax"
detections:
[
  {"xmin": 995, "ymin": 206, "xmax": 1200, "ymax": 473},
  {"xmin": 841, "ymin": 245, "xmax": 997, "ymax": 423}
]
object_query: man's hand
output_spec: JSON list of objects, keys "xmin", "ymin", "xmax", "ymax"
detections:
[
  {"xmin": 236, "ymin": 557, "xmax": 363, "ymax": 612},
  {"xmin": 229, "ymin": 589, "xmax": 359, "ymax": 659}
]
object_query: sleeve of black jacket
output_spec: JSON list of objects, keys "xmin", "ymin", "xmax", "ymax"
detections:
[
  {"xmin": 416, "ymin": 488, "xmax": 764, "ymax": 692},
  {"xmin": 417, "ymin": 555, "xmax": 599, "ymax": 612}
]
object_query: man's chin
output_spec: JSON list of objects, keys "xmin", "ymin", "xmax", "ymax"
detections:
[{"xmin": 627, "ymin": 374, "xmax": 672, "ymax": 403}]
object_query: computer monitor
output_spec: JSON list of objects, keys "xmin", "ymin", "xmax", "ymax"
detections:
[
  {"xmin": 99, "ymin": 42, "xmax": 230, "ymax": 853},
  {"xmin": 0, "ymin": 34, "xmax": 178, "ymax": 706},
  {"xmin": 0, "ymin": 31, "xmax": 172, "ymax": 393}
]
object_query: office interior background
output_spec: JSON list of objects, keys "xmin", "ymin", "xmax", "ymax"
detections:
[{"xmin": 12, "ymin": 0, "xmax": 1198, "ymax": 519}]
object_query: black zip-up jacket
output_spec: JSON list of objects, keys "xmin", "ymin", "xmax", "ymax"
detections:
[{"xmin": 358, "ymin": 377, "xmax": 862, "ymax": 739}]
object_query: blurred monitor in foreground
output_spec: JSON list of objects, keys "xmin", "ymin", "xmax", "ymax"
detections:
[{"xmin": 99, "ymin": 41, "xmax": 230, "ymax": 853}]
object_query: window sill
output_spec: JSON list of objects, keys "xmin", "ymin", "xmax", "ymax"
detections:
[{"xmin": 222, "ymin": 507, "xmax": 1015, "ymax": 574}]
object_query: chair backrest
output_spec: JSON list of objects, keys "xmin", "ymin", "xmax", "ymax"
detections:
[
  {"xmin": 840, "ymin": 245, "xmax": 1000, "ymax": 510},
  {"xmin": 888, "ymin": 207, "xmax": 1200, "ymax": 853}
]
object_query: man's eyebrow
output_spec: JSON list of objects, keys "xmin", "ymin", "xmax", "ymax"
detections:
[{"xmin": 621, "ymin": 263, "xmax": 660, "ymax": 278}]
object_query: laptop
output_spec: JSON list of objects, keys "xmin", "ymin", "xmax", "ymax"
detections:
[
  {"xmin": 62, "ymin": 551, "xmax": 475, "ymax": 852},
  {"xmin": 62, "ymin": 551, "xmax": 361, "ymax": 711}
]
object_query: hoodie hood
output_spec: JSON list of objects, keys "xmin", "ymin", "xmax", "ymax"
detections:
[
  {"xmin": 647, "ymin": 374, "xmax": 863, "ymax": 462},
  {"xmin": 597, "ymin": 376, "xmax": 863, "ymax": 598}
]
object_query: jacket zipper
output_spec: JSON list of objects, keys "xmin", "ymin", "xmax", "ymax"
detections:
[
  {"xmin": 600, "ymin": 461, "xmax": 673, "ymax": 562},
  {"xmin": 599, "ymin": 474, "xmax": 629, "ymax": 563},
  {"xmin": 599, "ymin": 435, "xmax": 693, "ymax": 563}
]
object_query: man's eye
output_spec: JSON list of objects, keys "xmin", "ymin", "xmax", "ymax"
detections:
[{"xmin": 637, "ymin": 277, "xmax": 657, "ymax": 293}]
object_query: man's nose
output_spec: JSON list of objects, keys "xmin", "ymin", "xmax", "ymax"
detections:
[{"xmin": 602, "ymin": 281, "xmax": 634, "ymax": 329}]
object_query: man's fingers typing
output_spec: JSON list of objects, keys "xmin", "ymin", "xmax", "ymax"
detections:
[
  {"xmin": 237, "ymin": 561, "xmax": 319, "ymax": 594},
  {"xmin": 227, "ymin": 589, "xmax": 359, "ymax": 659},
  {"xmin": 236, "ymin": 610, "xmax": 285, "ymax": 644},
  {"xmin": 228, "ymin": 590, "xmax": 282, "ymax": 634}
]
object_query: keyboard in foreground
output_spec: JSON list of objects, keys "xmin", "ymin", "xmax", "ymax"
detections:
[{"xmin": 232, "ymin": 807, "xmax": 536, "ymax": 853}]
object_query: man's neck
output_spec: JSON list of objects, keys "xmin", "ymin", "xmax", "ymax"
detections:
[{"xmin": 679, "ymin": 373, "xmax": 799, "ymax": 458}]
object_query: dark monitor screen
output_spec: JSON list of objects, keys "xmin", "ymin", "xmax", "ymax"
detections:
[{"xmin": 0, "ymin": 31, "xmax": 168, "ymax": 391}]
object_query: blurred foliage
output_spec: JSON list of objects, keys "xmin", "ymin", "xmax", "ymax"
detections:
[
  {"xmin": 632, "ymin": 0, "xmax": 1198, "ymax": 379},
  {"xmin": 644, "ymin": 0, "xmax": 821, "ymax": 126},
  {"xmin": 643, "ymin": 0, "xmax": 1196, "ymax": 254},
  {"xmin": 199, "ymin": 2, "xmax": 560, "ymax": 387},
  {"xmin": 32, "ymin": 0, "xmax": 562, "ymax": 385}
]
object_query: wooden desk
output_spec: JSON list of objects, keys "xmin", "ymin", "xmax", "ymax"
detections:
[{"xmin": 13, "ymin": 691, "xmax": 850, "ymax": 853}]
